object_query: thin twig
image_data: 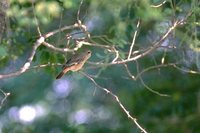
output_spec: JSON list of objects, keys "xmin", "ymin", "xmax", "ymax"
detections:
[
  {"xmin": 111, "ymin": 46, "xmax": 120, "ymax": 63},
  {"xmin": 135, "ymin": 63, "xmax": 177, "ymax": 79},
  {"xmin": 77, "ymin": 0, "xmax": 84, "ymax": 22},
  {"xmin": 128, "ymin": 20, "xmax": 140, "ymax": 59},
  {"xmin": 30, "ymin": 63, "xmax": 62, "ymax": 69},
  {"xmin": 123, "ymin": 63, "xmax": 136, "ymax": 80},
  {"xmin": 31, "ymin": 0, "xmax": 41, "ymax": 36},
  {"xmin": 42, "ymin": 41, "xmax": 75, "ymax": 53},
  {"xmin": 77, "ymin": 41, "xmax": 112, "ymax": 49},
  {"xmin": 173, "ymin": 65, "xmax": 200, "ymax": 75},
  {"xmin": 135, "ymin": 61, "xmax": 170, "ymax": 97},
  {"xmin": 0, "ymin": 89, "xmax": 10, "ymax": 109},
  {"xmin": 44, "ymin": 24, "xmax": 79, "ymax": 38},
  {"xmin": 139, "ymin": 75, "xmax": 170, "ymax": 97},
  {"xmin": 151, "ymin": 0, "xmax": 167, "ymax": 8}
]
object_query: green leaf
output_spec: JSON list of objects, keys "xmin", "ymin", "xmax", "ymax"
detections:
[{"xmin": 0, "ymin": 46, "xmax": 8, "ymax": 58}]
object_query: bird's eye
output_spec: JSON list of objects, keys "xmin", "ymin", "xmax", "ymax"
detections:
[{"xmin": 88, "ymin": 51, "xmax": 91, "ymax": 54}]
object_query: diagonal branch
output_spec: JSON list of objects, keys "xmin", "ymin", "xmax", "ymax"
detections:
[
  {"xmin": 0, "ymin": 89, "xmax": 10, "ymax": 109},
  {"xmin": 44, "ymin": 24, "xmax": 79, "ymax": 38},
  {"xmin": 128, "ymin": 20, "xmax": 140, "ymax": 59},
  {"xmin": 0, "ymin": 36, "xmax": 45, "ymax": 79},
  {"xmin": 90, "ymin": 19, "xmax": 183, "ymax": 67},
  {"xmin": 77, "ymin": 0, "xmax": 84, "ymax": 21},
  {"xmin": 80, "ymin": 71, "xmax": 148, "ymax": 133},
  {"xmin": 31, "ymin": 0, "xmax": 41, "ymax": 36},
  {"xmin": 151, "ymin": 0, "xmax": 167, "ymax": 8}
]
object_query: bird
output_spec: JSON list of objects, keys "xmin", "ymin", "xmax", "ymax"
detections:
[{"xmin": 56, "ymin": 50, "xmax": 92, "ymax": 79}]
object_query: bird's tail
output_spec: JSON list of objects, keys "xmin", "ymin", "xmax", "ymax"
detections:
[{"xmin": 56, "ymin": 71, "xmax": 65, "ymax": 79}]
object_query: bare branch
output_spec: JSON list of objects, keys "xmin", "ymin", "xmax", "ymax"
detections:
[
  {"xmin": 30, "ymin": 63, "xmax": 62, "ymax": 69},
  {"xmin": 77, "ymin": 0, "xmax": 84, "ymax": 22},
  {"xmin": 123, "ymin": 63, "xmax": 136, "ymax": 80},
  {"xmin": 0, "ymin": 36, "xmax": 45, "ymax": 79},
  {"xmin": 44, "ymin": 24, "xmax": 79, "ymax": 38},
  {"xmin": 151, "ymin": 0, "xmax": 167, "ymax": 8},
  {"xmin": 138, "ymin": 75, "xmax": 170, "ymax": 97},
  {"xmin": 77, "ymin": 40, "xmax": 112, "ymax": 49},
  {"xmin": 80, "ymin": 72, "xmax": 148, "ymax": 133},
  {"xmin": 128, "ymin": 20, "xmax": 140, "ymax": 59},
  {"xmin": 173, "ymin": 65, "xmax": 200, "ymax": 75},
  {"xmin": 135, "ymin": 63, "xmax": 177, "ymax": 79},
  {"xmin": 111, "ymin": 46, "xmax": 120, "ymax": 63},
  {"xmin": 31, "ymin": 0, "xmax": 41, "ymax": 36},
  {"xmin": 42, "ymin": 41, "xmax": 75, "ymax": 53},
  {"xmin": 0, "ymin": 89, "xmax": 10, "ymax": 109},
  {"xmin": 89, "ymin": 20, "xmax": 182, "ymax": 67},
  {"xmin": 133, "ymin": 62, "xmax": 200, "ymax": 78},
  {"xmin": 136, "ymin": 61, "xmax": 170, "ymax": 97}
]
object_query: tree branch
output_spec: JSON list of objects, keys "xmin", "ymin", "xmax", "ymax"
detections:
[
  {"xmin": 80, "ymin": 71, "xmax": 148, "ymax": 133},
  {"xmin": 0, "ymin": 89, "xmax": 10, "ymax": 109},
  {"xmin": 128, "ymin": 20, "xmax": 140, "ymax": 59},
  {"xmin": 0, "ymin": 36, "xmax": 45, "ymax": 79}
]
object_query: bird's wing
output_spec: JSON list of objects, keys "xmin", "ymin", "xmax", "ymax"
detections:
[{"xmin": 62, "ymin": 54, "xmax": 85, "ymax": 69}]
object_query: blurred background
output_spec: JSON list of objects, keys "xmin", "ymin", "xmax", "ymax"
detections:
[{"xmin": 0, "ymin": 0, "xmax": 200, "ymax": 132}]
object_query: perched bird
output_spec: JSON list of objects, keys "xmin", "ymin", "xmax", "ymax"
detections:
[{"xmin": 56, "ymin": 50, "xmax": 92, "ymax": 79}]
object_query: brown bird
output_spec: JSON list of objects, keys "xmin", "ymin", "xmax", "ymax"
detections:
[{"xmin": 56, "ymin": 50, "xmax": 92, "ymax": 79}]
